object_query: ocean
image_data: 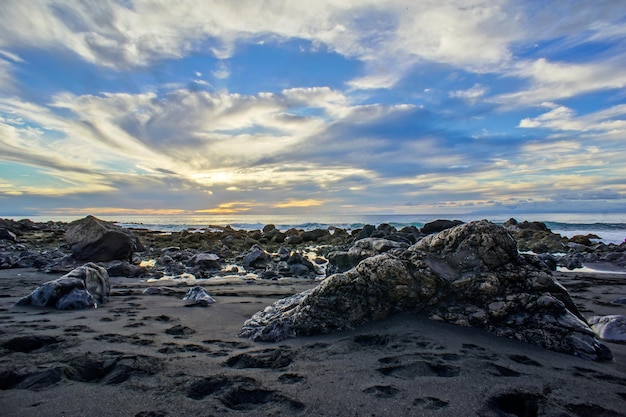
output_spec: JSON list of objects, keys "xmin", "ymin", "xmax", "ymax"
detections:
[{"xmin": 18, "ymin": 212, "xmax": 626, "ymax": 245}]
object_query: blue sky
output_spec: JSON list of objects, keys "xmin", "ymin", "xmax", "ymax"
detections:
[{"xmin": 1, "ymin": 1, "xmax": 625, "ymax": 217}]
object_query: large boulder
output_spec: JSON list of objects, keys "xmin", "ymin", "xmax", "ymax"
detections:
[
  {"xmin": 16, "ymin": 263, "xmax": 110, "ymax": 309},
  {"xmin": 66, "ymin": 215, "xmax": 144, "ymax": 262},
  {"xmin": 239, "ymin": 220, "xmax": 612, "ymax": 361}
]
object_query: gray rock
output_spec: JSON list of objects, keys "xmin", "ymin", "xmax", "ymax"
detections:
[
  {"xmin": 142, "ymin": 286, "xmax": 174, "ymax": 295},
  {"xmin": 243, "ymin": 245, "xmax": 270, "ymax": 269},
  {"xmin": 65, "ymin": 215, "xmax": 144, "ymax": 262},
  {"xmin": 239, "ymin": 220, "xmax": 612, "ymax": 361},
  {"xmin": 588, "ymin": 315, "xmax": 626, "ymax": 342},
  {"xmin": 106, "ymin": 260, "xmax": 146, "ymax": 277},
  {"xmin": 328, "ymin": 238, "xmax": 408, "ymax": 274},
  {"xmin": 190, "ymin": 252, "xmax": 221, "ymax": 269},
  {"xmin": 61, "ymin": 262, "xmax": 110, "ymax": 305},
  {"xmin": 16, "ymin": 263, "xmax": 109, "ymax": 310},
  {"xmin": 183, "ymin": 286, "xmax": 215, "ymax": 306}
]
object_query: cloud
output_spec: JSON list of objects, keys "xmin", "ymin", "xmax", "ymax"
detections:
[
  {"xmin": 0, "ymin": 1, "xmax": 525, "ymax": 87},
  {"xmin": 494, "ymin": 58, "xmax": 626, "ymax": 109},
  {"xmin": 449, "ymin": 84, "xmax": 488, "ymax": 104},
  {"xmin": 518, "ymin": 102, "xmax": 626, "ymax": 138}
]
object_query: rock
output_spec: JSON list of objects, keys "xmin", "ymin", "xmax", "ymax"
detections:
[
  {"xmin": 504, "ymin": 218, "xmax": 565, "ymax": 253},
  {"xmin": 65, "ymin": 215, "xmax": 144, "ymax": 262},
  {"xmin": 16, "ymin": 263, "xmax": 110, "ymax": 309},
  {"xmin": 420, "ymin": 219, "xmax": 464, "ymax": 235},
  {"xmin": 301, "ymin": 228, "xmax": 329, "ymax": 242},
  {"xmin": 243, "ymin": 245, "xmax": 270, "ymax": 269},
  {"xmin": 142, "ymin": 287, "xmax": 174, "ymax": 295},
  {"xmin": 190, "ymin": 252, "xmax": 221, "ymax": 270},
  {"xmin": 588, "ymin": 315, "xmax": 626, "ymax": 342},
  {"xmin": 569, "ymin": 235, "xmax": 594, "ymax": 246},
  {"xmin": 61, "ymin": 262, "xmax": 110, "ymax": 304},
  {"xmin": 354, "ymin": 224, "xmax": 376, "ymax": 240},
  {"xmin": 328, "ymin": 238, "xmax": 408, "ymax": 274},
  {"xmin": 285, "ymin": 235, "xmax": 303, "ymax": 245},
  {"xmin": 0, "ymin": 228, "xmax": 17, "ymax": 242},
  {"xmin": 106, "ymin": 260, "xmax": 146, "ymax": 277},
  {"xmin": 239, "ymin": 220, "xmax": 612, "ymax": 361},
  {"xmin": 183, "ymin": 286, "xmax": 216, "ymax": 306}
]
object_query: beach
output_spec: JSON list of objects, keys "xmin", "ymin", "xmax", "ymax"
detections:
[{"xmin": 1, "ymin": 267, "xmax": 625, "ymax": 417}]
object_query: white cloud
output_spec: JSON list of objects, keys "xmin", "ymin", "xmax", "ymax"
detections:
[
  {"xmin": 519, "ymin": 102, "xmax": 626, "ymax": 137},
  {"xmin": 2, "ymin": 87, "xmax": 414, "ymax": 200},
  {"xmin": 495, "ymin": 58, "xmax": 626, "ymax": 108},
  {"xmin": 0, "ymin": 1, "xmax": 521, "ymax": 84},
  {"xmin": 211, "ymin": 62, "xmax": 230, "ymax": 79},
  {"xmin": 449, "ymin": 84, "xmax": 488, "ymax": 103}
]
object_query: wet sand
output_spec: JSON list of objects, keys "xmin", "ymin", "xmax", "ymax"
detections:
[{"xmin": 1, "ymin": 268, "xmax": 625, "ymax": 416}]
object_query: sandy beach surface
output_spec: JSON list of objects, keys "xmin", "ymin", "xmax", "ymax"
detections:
[{"xmin": 1, "ymin": 268, "xmax": 625, "ymax": 416}]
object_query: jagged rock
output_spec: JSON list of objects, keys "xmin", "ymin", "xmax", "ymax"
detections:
[
  {"xmin": 328, "ymin": 238, "xmax": 408, "ymax": 274},
  {"xmin": 190, "ymin": 252, "xmax": 221, "ymax": 270},
  {"xmin": 16, "ymin": 263, "xmax": 110, "ymax": 310},
  {"xmin": 66, "ymin": 215, "xmax": 144, "ymax": 262},
  {"xmin": 239, "ymin": 220, "xmax": 612, "ymax": 361},
  {"xmin": 504, "ymin": 218, "xmax": 565, "ymax": 253},
  {"xmin": 62, "ymin": 262, "xmax": 110, "ymax": 304},
  {"xmin": 588, "ymin": 315, "xmax": 626, "ymax": 342},
  {"xmin": 183, "ymin": 286, "xmax": 215, "ymax": 306},
  {"xmin": 243, "ymin": 245, "xmax": 271, "ymax": 269}
]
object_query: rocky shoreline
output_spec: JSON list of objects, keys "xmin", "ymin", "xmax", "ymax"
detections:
[
  {"xmin": 1, "ymin": 216, "xmax": 626, "ymax": 416},
  {"xmin": 2, "ymin": 216, "xmax": 625, "ymax": 282}
]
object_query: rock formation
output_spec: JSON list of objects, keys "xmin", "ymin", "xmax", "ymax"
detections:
[
  {"xmin": 239, "ymin": 220, "xmax": 612, "ymax": 361},
  {"xmin": 65, "ymin": 215, "xmax": 144, "ymax": 262}
]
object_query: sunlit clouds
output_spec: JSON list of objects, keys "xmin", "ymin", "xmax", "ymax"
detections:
[{"xmin": 0, "ymin": 1, "xmax": 625, "ymax": 215}]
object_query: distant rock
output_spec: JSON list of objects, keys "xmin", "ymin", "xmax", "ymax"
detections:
[
  {"xmin": 239, "ymin": 220, "xmax": 612, "ymax": 361},
  {"xmin": 17, "ymin": 263, "xmax": 110, "ymax": 310},
  {"xmin": 190, "ymin": 252, "xmax": 221, "ymax": 270},
  {"xmin": 65, "ymin": 215, "xmax": 144, "ymax": 262},
  {"xmin": 504, "ymin": 218, "xmax": 565, "ymax": 253},
  {"xmin": 420, "ymin": 219, "xmax": 464, "ymax": 235}
]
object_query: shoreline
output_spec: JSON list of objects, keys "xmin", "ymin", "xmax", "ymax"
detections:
[{"xmin": 1, "ymin": 268, "xmax": 625, "ymax": 416}]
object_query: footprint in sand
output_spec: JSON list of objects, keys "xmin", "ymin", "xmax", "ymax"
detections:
[
  {"xmin": 1, "ymin": 335, "xmax": 63, "ymax": 353},
  {"xmin": 187, "ymin": 374, "xmax": 305, "ymax": 412},
  {"xmin": 378, "ymin": 359, "xmax": 460, "ymax": 379},
  {"xmin": 362, "ymin": 385, "xmax": 400, "ymax": 398},
  {"xmin": 224, "ymin": 348, "xmax": 294, "ymax": 369},
  {"xmin": 413, "ymin": 397, "xmax": 450, "ymax": 410}
]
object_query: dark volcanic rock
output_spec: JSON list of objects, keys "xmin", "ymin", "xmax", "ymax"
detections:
[
  {"xmin": 66, "ymin": 215, "xmax": 144, "ymax": 262},
  {"xmin": 239, "ymin": 220, "xmax": 612, "ymax": 361},
  {"xmin": 328, "ymin": 237, "xmax": 408, "ymax": 274},
  {"xmin": 16, "ymin": 263, "xmax": 110, "ymax": 309},
  {"xmin": 504, "ymin": 218, "xmax": 565, "ymax": 253},
  {"xmin": 420, "ymin": 219, "xmax": 464, "ymax": 234}
]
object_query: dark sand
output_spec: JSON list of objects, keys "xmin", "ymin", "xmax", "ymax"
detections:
[{"xmin": 1, "ymin": 268, "xmax": 625, "ymax": 416}]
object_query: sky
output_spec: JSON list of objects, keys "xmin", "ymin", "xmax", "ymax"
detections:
[{"xmin": 1, "ymin": 0, "xmax": 625, "ymax": 217}]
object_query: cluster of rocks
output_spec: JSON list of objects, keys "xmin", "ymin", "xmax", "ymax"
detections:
[
  {"xmin": 5, "ymin": 215, "xmax": 625, "ymax": 359},
  {"xmin": 1, "ymin": 216, "xmax": 625, "ymax": 278},
  {"xmin": 239, "ymin": 220, "xmax": 614, "ymax": 361},
  {"xmin": 503, "ymin": 218, "xmax": 626, "ymax": 269}
]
